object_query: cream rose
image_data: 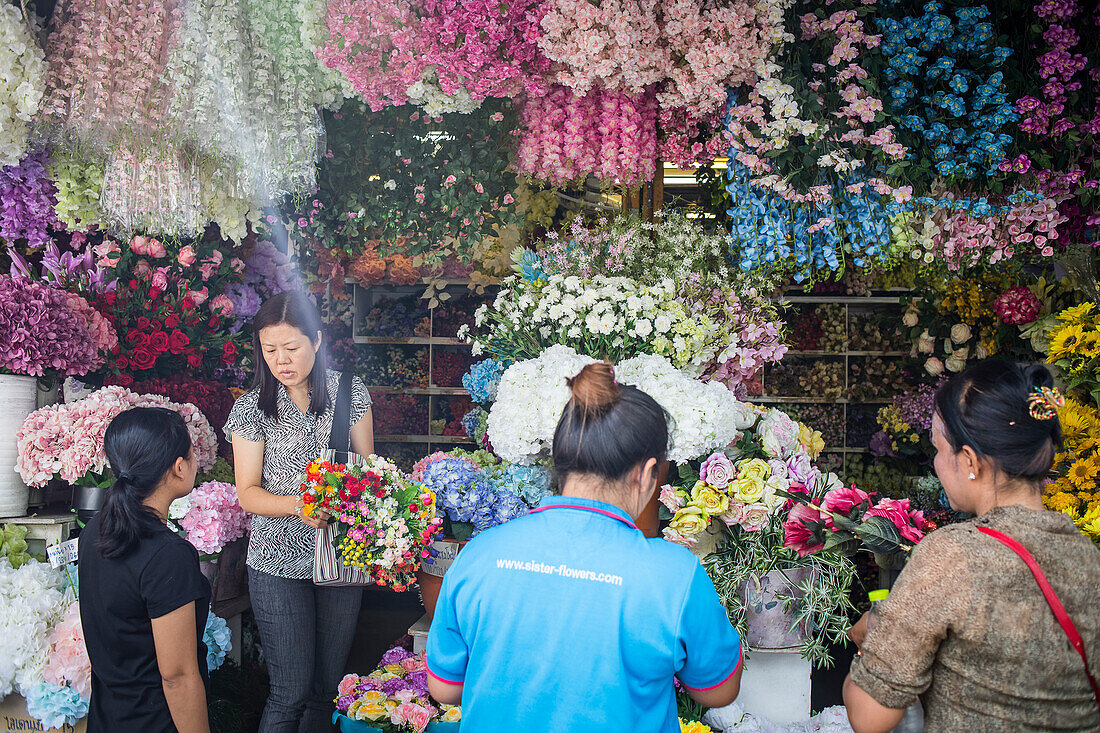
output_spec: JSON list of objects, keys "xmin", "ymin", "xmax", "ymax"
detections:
[
  {"xmin": 740, "ymin": 504, "xmax": 771, "ymax": 532},
  {"xmin": 950, "ymin": 323, "xmax": 972, "ymax": 343}
]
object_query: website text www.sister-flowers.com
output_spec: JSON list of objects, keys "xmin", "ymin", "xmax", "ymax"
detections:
[{"xmin": 496, "ymin": 558, "xmax": 624, "ymax": 586}]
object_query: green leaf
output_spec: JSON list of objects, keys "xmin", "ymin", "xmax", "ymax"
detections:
[{"xmin": 856, "ymin": 516, "xmax": 905, "ymax": 555}]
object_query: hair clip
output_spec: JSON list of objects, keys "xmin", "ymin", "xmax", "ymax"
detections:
[
  {"xmin": 608, "ymin": 365, "xmax": 617, "ymax": 385},
  {"xmin": 1028, "ymin": 386, "xmax": 1065, "ymax": 421}
]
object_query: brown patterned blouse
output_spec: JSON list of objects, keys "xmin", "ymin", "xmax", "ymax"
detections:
[{"xmin": 849, "ymin": 504, "xmax": 1100, "ymax": 732}]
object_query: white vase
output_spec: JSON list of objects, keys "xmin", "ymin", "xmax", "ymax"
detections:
[{"xmin": 0, "ymin": 375, "xmax": 39, "ymax": 518}]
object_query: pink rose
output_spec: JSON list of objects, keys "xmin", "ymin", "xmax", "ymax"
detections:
[
  {"xmin": 147, "ymin": 238, "xmax": 167, "ymax": 258},
  {"xmin": 739, "ymin": 504, "xmax": 771, "ymax": 532},
  {"xmin": 129, "ymin": 235, "xmax": 150, "ymax": 255},
  {"xmin": 700, "ymin": 452, "xmax": 735, "ymax": 489},
  {"xmin": 133, "ymin": 259, "xmax": 152, "ymax": 278},
  {"xmin": 865, "ymin": 498, "xmax": 924, "ymax": 543},
  {"xmin": 659, "ymin": 485, "xmax": 683, "ymax": 513},
  {"xmin": 782, "ymin": 503, "xmax": 826, "ymax": 557},
  {"xmin": 719, "ymin": 502, "xmax": 746, "ymax": 526},
  {"xmin": 391, "ymin": 702, "xmax": 416, "ymax": 726},
  {"xmin": 177, "ymin": 246, "xmax": 198, "ymax": 267},
  {"xmin": 337, "ymin": 675, "xmax": 359, "ymax": 697},
  {"xmin": 230, "ymin": 257, "xmax": 245, "ymax": 274},
  {"xmin": 200, "ymin": 262, "xmax": 219, "ymax": 281},
  {"xmin": 205, "ymin": 249, "xmax": 224, "ymax": 267},
  {"xmin": 400, "ymin": 657, "xmax": 421, "ymax": 674},
  {"xmin": 94, "ymin": 240, "xmax": 121, "ymax": 267},
  {"xmin": 186, "ymin": 288, "xmax": 209, "ymax": 306},
  {"xmin": 210, "ymin": 294, "xmax": 235, "ymax": 316},
  {"xmin": 151, "ymin": 267, "xmax": 169, "ymax": 291},
  {"xmin": 661, "ymin": 527, "xmax": 699, "ymax": 549},
  {"xmin": 823, "ymin": 485, "xmax": 871, "ymax": 515},
  {"xmin": 407, "ymin": 704, "xmax": 432, "ymax": 733}
]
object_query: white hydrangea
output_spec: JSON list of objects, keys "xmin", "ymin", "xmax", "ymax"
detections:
[
  {"xmin": 0, "ymin": 5, "xmax": 46, "ymax": 166},
  {"xmin": 0, "ymin": 559, "xmax": 71, "ymax": 697},
  {"xmin": 406, "ymin": 67, "xmax": 482, "ymax": 117},
  {"xmin": 488, "ymin": 346, "xmax": 756, "ymax": 465}
]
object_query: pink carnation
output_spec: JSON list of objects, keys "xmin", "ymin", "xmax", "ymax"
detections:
[
  {"xmin": 993, "ymin": 286, "xmax": 1042, "ymax": 326},
  {"xmin": 180, "ymin": 481, "xmax": 251, "ymax": 555}
]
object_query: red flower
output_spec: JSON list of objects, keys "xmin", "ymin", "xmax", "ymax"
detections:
[
  {"xmin": 116, "ymin": 355, "xmax": 129, "ymax": 369},
  {"xmin": 865, "ymin": 498, "xmax": 925, "ymax": 543},
  {"xmin": 137, "ymin": 316, "xmax": 151, "ymax": 330},
  {"xmin": 149, "ymin": 286, "xmax": 162, "ymax": 299},
  {"xmin": 164, "ymin": 314, "xmax": 179, "ymax": 329},
  {"xmin": 168, "ymin": 330, "xmax": 190, "ymax": 355},
  {"xmin": 221, "ymin": 342, "xmax": 237, "ymax": 364},
  {"xmin": 147, "ymin": 331, "xmax": 169, "ymax": 353},
  {"xmin": 181, "ymin": 294, "xmax": 196, "ymax": 311},
  {"xmin": 187, "ymin": 353, "xmax": 203, "ymax": 368},
  {"xmin": 782, "ymin": 503, "xmax": 827, "ymax": 557},
  {"xmin": 115, "ymin": 373, "xmax": 133, "ymax": 386},
  {"xmin": 130, "ymin": 348, "xmax": 157, "ymax": 370},
  {"xmin": 125, "ymin": 328, "xmax": 146, "ymax": 347}
]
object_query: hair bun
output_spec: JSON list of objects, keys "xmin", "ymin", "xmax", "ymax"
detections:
[
  {"xmin": 1023, "ymin": 363, "xmax": 1055, "ymax": 391},
  {"xmin": 566, "ymin": 362, "xmax": 621, "ymax": 416}
]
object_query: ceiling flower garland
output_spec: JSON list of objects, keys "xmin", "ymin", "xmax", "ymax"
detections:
[
  {"xmin": 0, "ymin": 148, "xmax": 63, "ymax": 249},
  {"xmin": 0, "ymin": 4, "xmax": 45, "ymax": 167}
]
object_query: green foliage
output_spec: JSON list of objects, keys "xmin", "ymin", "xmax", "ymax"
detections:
[{"xmin": 0, "ymin": 524, "xmax": 32, "ymax": 568}]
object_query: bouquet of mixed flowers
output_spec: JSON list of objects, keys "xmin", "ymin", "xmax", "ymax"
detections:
[
  {"xmin": 169, "ymin": 481, "xmax": 251, "ymax": 556},
  {"xmin": 660, "ymin": 405, "xmax": 827, "ymax": 550},
  {"xmin": 335, "ymin": 645, "xmax": 461, "ymax": 732},
  {"xmin": 298, "ymin": 456, "xmax": 441, "ymax": 590},
  {"xmin": 16, "ymin": 386, "xmax": 218, "ymax": 488},
  {"xmin": 781, "ymin": 480, "xmax": 933, "ymax": 562}
]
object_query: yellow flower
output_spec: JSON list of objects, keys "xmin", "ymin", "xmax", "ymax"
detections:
[
  {"xmin": 733, "ymin": 474, "xmax": 766, "ymax": 503},
  {"xmin": 669, "ymin": 505, "xmax": 709, "ymax": 537},
  {"xmin": 680, "ymin": 720, "xmax": 714, "ymax": 733},
  {"xmin": 737, "ymin": 458, "xmax": 771, "ymax": 483},
  {"xmin": 798, "ymin": 423, "xmax": 825, "ymax": 459},
  {"xmin": 1045, "ymin": 491, "xmax": 1079, "ymax": 514},
  {"xmin": 1068, "ymin": 459, "xmax": 1099, "ymax": 487},
  {"xmin": 1080, "ymin": 329, "xmax": 1100, "ymax": 358},
  {"xmin": 355, "ymin": 703, "xmax": 388, "ymax": 722},
  {"xmin": 1074, "ymin": 505, "xmax": 1100, "ymax": 545},
  {"xmin": 441, "ymin": 705, "xmax": 463, "ymax": 722},
  {"xmin": 691, "ymin": 482, "xmax": 730, "ymax": 516},
  {"xmin": 1057, "ymin": 302, "xmax": 1096, "ymax": 323},
  {"xmin": 1048, "ymin": 324, "xmax": 1086, "ymax": 360}
]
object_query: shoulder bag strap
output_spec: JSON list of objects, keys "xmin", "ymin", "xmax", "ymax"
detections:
[
  {"xmin": 327, "ymin": 371, "xmax": 353, "ymax": 454},
  {"xmin": 977, "ymin": 526, "xmax": 1100, "ymax": 712}
]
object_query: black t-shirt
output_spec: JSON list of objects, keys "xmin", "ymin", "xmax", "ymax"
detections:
[{"xmin": 78, "ymin": 515, "xmax": 211, "ymax": 733}]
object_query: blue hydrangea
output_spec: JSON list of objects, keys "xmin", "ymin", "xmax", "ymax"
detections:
[
  {"xmin": 462, "ymin": 359, "xmax": 508, "ymax": 405},
  {"xmin": 24, "ymin": 682, "xmax": 89, "ymax": 729},
  {"xmin": 422, "ymin": 458, "xmax": 494, "ymax": 527},
  {"xmin": 205, "ymin": 613, "xmax": 232, "ymax": 672}
]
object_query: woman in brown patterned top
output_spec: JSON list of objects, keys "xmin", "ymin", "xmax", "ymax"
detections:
[{"xmin": 843, "ymin": 360, "xmax": 1100, "ymax": 732}]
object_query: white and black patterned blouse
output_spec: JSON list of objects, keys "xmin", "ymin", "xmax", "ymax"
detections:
[{"xmin": 224, "ymin": 369, "xmax": 372, "ymax": 579}]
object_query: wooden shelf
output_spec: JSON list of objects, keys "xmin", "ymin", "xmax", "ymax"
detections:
[
  {"xmin": 375, "ymin": 435, "xmax": 475, "ymax": 444},
  {"xmin": 780, "ymin": 295, "xmax": 904, "ymax": 305},
  {"xmin": 750, "ymin": 396, "xmax": 893, "ymax": 405},
  {"xmin": 785, "ymin": 350, "xmax": 909, "ymax": 357},
  {"xmin": 353, "ymin": 336, "xmax": 469, "ymax": 346},
  {"xmin": 366, "ymin": 386, "xmax": 469, "ymax": 396},
  {"xmin": 345, "ymin": 277, "xmax": 495, "ymax": 287}
]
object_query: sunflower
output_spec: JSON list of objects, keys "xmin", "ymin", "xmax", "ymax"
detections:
[
  {"xmin": 1048, "ymin": 324, "xmax": 1086, "ymax": 360},
  {"xmin": 1068, "ymin": 458, "xmax": 1100, "ymax": 487},
  {"xmin": 1081, "ymin": 329, "xmax": 1100, "ymax": 358},
  {"xmin": 1057, "ymin": 302, "xmax": 1096, "ymax": 323},
  {"xmin": 1045, "ymin": 491, "xmax": 1079, "ymax": 513}
]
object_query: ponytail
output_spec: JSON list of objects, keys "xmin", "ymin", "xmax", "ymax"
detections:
[{"xmin": 98, "ymin": 407, "xmax": 192, "ymax": 559}]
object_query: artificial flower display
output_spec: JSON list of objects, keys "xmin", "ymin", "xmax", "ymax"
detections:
[
  {"xmin": 1044, "ymin": 399, "xmax": 1100, "ymax": 545},
  {"xmin": 298, "ymin": 455, "xmax": 441, "ymax": 590},
  {"xmin": 335, "ymin": 645, "xmax": 460, "ymax": 731},
  {"xmin": 0, "ymin": 148, "xmax": 62, "ymax": 248},
  {"xmin": 0, "ymin": 275, "xmax": 114, "ymax": 378},
  {"xmin": 17, "ymin": 386, "xmax": 218, "ymax": 488},
  {"xmin": 1047, "ymin": 302, "xmax": 1100, "ymax": 406},
  {"xmin": 0, "ymin": 3, "xmax": 46, "ymax": 167},
  {"xmin": 171, "ymin": 481, "xmax": 251, "ymax": 556}
]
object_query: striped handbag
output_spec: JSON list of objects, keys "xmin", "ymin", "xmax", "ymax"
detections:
[{"xmin": 313, "ymin": 372, "xmax": 373, "ymax": 587}]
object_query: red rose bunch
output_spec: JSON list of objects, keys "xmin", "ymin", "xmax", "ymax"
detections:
[
  {"xmin": 993, "ymin": 286, "xmax": 1043, "ymax": 326},
  {"xmin": 124, "ymin": 374, "xmax": 234, "ymax": 437}
]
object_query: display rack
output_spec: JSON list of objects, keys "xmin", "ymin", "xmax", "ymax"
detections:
[
  {"xmin": 757, "ymin": 292, "xmax": 911, "ymax": 465},
  {"xmin": 352, "ymin": 281, "xmax": 495, "ymax": 458}
]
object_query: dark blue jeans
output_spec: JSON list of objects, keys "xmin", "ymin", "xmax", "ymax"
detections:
[{"xmin": 249, "ymin": 568, "xmax": 363, "ymax": 733}]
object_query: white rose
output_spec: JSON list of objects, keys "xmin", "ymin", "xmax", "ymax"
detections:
[
  {"xmin": 917, "ymin": 330, "xmax": 935, "ymax": 354},
  {"xmin": 945, "ymin": 355, "xmax": 966, "ymax": 373},
  {"xmin": 950, "ymin": 323, "xmax": 972, "ymax": 344},
  {"xmin": 925, "ymin": 357, "xmax": 945, "ymax": 376},
  {"xmin": 902, "ymin": 310, "xmax": 919, "ymax": 327},
  {"xmin": 975, "ymin": 341, "xmax": 989, "ymax": 359}
]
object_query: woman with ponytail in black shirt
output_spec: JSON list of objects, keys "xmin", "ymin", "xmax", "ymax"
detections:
[{"xmin": 78, "ymin": 407, "xmax": 211, "ymax": 733}]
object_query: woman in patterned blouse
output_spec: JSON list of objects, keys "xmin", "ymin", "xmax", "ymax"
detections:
[{"xmin": 225, "ymin": 291, "xmax": 373, "ymax": 733}]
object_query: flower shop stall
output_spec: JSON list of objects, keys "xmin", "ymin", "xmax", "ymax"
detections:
[{"xmin": 1, "ymin": 0, "xmax": 1099, "ymax": 729}]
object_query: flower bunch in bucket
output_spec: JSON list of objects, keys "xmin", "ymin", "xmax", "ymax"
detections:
[
  {"xmin": 781, "ymin": 482, "xmax": 934, "ymax": 562},
  {"xmin": 334, "ymin": 646, "xmax": 460, "ymax": 732},
  {"xmin": 299, "ymin": 456, "xmax": 442, "ymax": 590}
]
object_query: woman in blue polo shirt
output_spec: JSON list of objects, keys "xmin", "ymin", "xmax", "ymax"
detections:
[{"xmin": 427, "ymin": 362, "xmax": 743, "ymax": 731}]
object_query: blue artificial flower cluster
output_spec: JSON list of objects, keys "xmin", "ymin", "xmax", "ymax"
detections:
[
  {"xmin": 204, "ymin": 613, "xmax": 232, "ymax": 672},
  {"xmin": 493, "ymin": 463, "xmax": 554, "ymax": 506},
  {"xmin": 724, "ymin": 157, "xmax": 894, "ymax": 281},
  {"xmin": 514, "ymin": 249, "xmax": 545, "ymax": 283},
  {"xmin": 24, "ymin": 682, "xmax": 89, "ymax": 729},
  {"xmin": 877, "ymin": 1, "xmax": 1017, "ymax": 179},
  {"xmin": 461, "ymin": 359, "xmax": 508, "ymax": 405},
  {"xmin": 422, "ymin": 457, "xmax": 531, "ymax": 532}
]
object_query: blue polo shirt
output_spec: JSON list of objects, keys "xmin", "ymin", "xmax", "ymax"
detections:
[{"xmin": 426, "ymin": 495, "xmax": 742, "ymax": 732}]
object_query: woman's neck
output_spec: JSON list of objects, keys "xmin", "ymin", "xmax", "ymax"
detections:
[
  {"xmin": 143, "ymin": 491, "xmax": 172, "ymax": 524},
  {"xmin": 974, "ymin": 482, "xmax": 1045, "ymax": 516},
  {"xmin": 286, "ymin": 381, "xmax": 311, "ymax": 412},
  {"xmin": 561, "ymin": 476, "xmax": 643, "ymax": 519}
]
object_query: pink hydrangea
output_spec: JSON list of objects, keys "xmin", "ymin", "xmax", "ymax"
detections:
[
  {"xmin": 16, "ymin": 386, "xmax": 218, "ymax": 487},
  {"xmin": 44, "ymin": 601, "xmax": 91, "ymax": 700},
  {"xmin": 180, "ymin": 481, "xmax": 251, "ymax": 555},
  {"xmin": 60, "ymin": 290, "xmax": 117, "ymax": 370},
  {"xmin": 0, "ymin": 275, "xmax": 99, "ymax": 377}
]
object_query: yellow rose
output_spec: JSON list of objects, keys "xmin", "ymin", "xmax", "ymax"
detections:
[
  {"xmin": 691, "ymin": 483, "xmax": 730, "ymax": 516},
  {"xmin": 378, "ymin": 671, "xmax": 400, "ymax": 682},
  {"xmin": 358, "ymin": 691, "xmax": 386, "ymax": 706},
  {"xmin": 737, "ymin": 458, "xmax": 771, "ymax": 483},
  {"xmin": 669, "ymin": 505, "xmax": 709, "ymax": 537},
  {"xmin": 798, "ymin": 423, "xmax": 825, "ymax": 459},
  {"xmin": 384, "ymin": 664, "xmax": 405, "ymax": 676},
  {"xmin": 356, "ymin": 703, "xmax": 388, "ymax": 722},
  {"xmin": 441, "ymin": 706, "xmax": 463, "ymax": 722},
  {"xmin": 733, "ymin": 474, "xmax": 765, "ymax": 503}
]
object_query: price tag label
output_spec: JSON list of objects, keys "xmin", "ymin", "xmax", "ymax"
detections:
[
  {"xmin": 47, "ymin": 538, "xmax": 80, "ymax": 568},
  {"xmin": 420, "ymin": 539, "xmax": 461, "ymax": 578}
]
